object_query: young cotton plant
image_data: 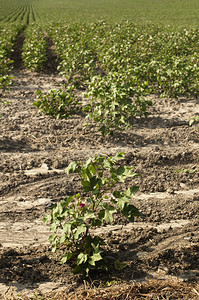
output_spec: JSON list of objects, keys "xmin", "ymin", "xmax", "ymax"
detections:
[
  {"xmin": 43, "ymin": 152, "xmax": 142, "ymax": 276},
  {"xmin": 84, "ymin": 72, "xmax": 152, "ymax": 136},
  {"xmin": 34, "ymin": 85, "xmax": 80, "ymax": 119}
]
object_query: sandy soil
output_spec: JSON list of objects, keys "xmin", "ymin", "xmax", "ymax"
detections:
[{"xmin": 0, "ymin": 45, "xmax": 199, "ymax": 299}]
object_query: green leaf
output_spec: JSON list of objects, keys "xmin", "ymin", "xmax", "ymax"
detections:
[
  {"xmin": 51, "ymin": 245, "xmax": 57, "ymax": 253},
  {"xmin": 121, "ymin": 204, "xmax": 142, "ymax": 222},
  {"xmin": 50, "ymin": 222, "xmax": 58, "ymax": 232},
  {"xmin": 92, "ymin": 219, "xmax": 102, "ymax": 226},
  {"xmin": 103, "ymin": 204, "xmax": 117, "ymax": 224},
  {"xmin": 116, "ymin": 166, "xmax": 125, "ymax": 175},
  {"xmin": 189, "ymin": 115, "xmax": 199, "ymax": 126},
  {"xmin": 116, "ymin": 166, "xmax": 138, "ymax": 182},
  {"xmin": 81, "ymin": 167, "xmax": 92, "ymax": 181},
  {"xmin": 73, "ymin": 263, "xmax": 87, "ymax": 275},
  {"xmin": 115, "ymin": 152, "xmax": 125, "ymax": 160},
  {"xmin": 65, "ymin": 161, "xmax": 78, "ymax": 174},
  {"xmin": 62, "ymin": 223, "xmax": 72, "ymax": 235},
  {"xmin": 49, "ymin": 234, "xmax": 57, "ymax": 243},
  {"xmin": 74, "ymin": 224, "xmax": 86, "ymax": 240},
  {"xmin": 81, "ymin": 180, "xmax": 92, "ymax": 192},
  {"xmin": 77, "ymin": 252, "xmax": 88, "ymax": 265},
  {"xmin": 113, "ymin": 190, "xmax": 122, "ymax": 198},
  {"xmin": 125, "ymin": 186, "xmax": 139, "ymax": 197},
  {"xmin": 83, "ymin": 211, "xmax": 96, "ymax": 221},
  {"xmin": 114, "ymin": 260, "xmax": 128, "ymax": 270},
  {"xmin": 117, "ymin": 196, "xmax": 129, "ymax": 210},
  {"xmin": 89, "ymin": 252, "xmax": 103, "ymax": 266},
  {"xmin": 89, "ymin": 164, "xmax": 97, "ymax": 175},
  {"xmin": 99, "ymin": 125, "xmax": 107, "ymax": 136},
  {"xmin": 63, "ymin": 195, "xmax": 75, "ymax": 206},
  {"xmin": 36, "ymin": 89, "xmax": 42, "ymax": 95},
  {"xmin": 43, "ymin": 214, "xmax": 50, "ymax": 224},
  {"xmin": 61, "ymin": 252, "xmax": 73, "ymax": 264},
  {"xmin": 59, "ymin": 235, "xmax": 66, "ymax": 244},
  {"xmin": 90, "ymin": 176, "xmax": 98, "ymax": 187}
]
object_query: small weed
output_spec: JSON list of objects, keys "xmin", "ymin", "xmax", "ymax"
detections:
[
  {"xmin": 189, "ymin": 115, "xmax": 199, "ymax": 127},
  {"xmin": 174, "ymin": 168, "xmax": 198, "ymax": 174}
]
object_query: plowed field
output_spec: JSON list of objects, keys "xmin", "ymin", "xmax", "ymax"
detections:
[{"xmin": 0, "ymin": 45, "xmax": 199, "ymax": 299}]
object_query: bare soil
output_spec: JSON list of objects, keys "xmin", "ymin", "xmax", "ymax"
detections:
[{"xmin": 0, "ymin": 50, "xmax": 199, "ymax": 299}]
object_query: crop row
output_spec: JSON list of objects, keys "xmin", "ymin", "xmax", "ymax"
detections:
[
  {"xmin": 22, "ymin": 24, "xmax": 48, "ymax": 71},
  {"xmin": 0, "ymin": 3, "xmax": 39, "ymax": 24},
  {"xmin": 1, "ymin": 21, "xmax": 198, "ymax": 135},
  {"xmin": 0, "ymin": 23, "xmax": 24, "ymax": 88},
  {"xmin": 47, "ymin": 21, "xmax": 199, "ymax": 98},
  {"xmin": 0, "ymin": 23, "xmax": 48, "ymax": 88},
  {"xmin": 1, "ymin": 21, "xmax": 198, "ymax": 96},
  {"xmin": 33, "ymin": 21, "xmax": 198, "ymax": 135}
]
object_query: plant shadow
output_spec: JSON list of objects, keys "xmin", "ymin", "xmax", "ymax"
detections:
[{"xmin": 0, "ymin": 137, "xmax": 38, "ymax": 153}]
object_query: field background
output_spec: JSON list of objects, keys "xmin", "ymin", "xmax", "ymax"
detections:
[{"xmin": 0, "ymin": 0, "xmax": 199, "ymax": 25}]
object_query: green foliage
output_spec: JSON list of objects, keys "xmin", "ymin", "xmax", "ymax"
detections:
[
  {"xmin": 0, "ymin": 0, "xmax": 39, "ymax": 24},
  {"xmin": 84, "ymin": 72, "xmax": 152, "ymax": 136},
  {"xmin": 0, "ymin": 98, "xmax": 10, "ymax": 118},
  {"xmin": 22, "ymin": 24, "xmax": 48, "ymax": 71},
  {"xmin": 48, "ymin": 21, "xmax": 199, "ymax": 98},
  {"xmin": 44, "ymin": 152, "xmax": 142, "ymax": 276},
  {"xmin": 1, "ymin": 20, "xmax": 198, "ymax": 137},
  {"xmin": 189, "ymin": 115, "xmax": 199, "ymax": 126},
  {"xmin": 1, "ymin": 0, "xmax": 199, "ymax": 26},
  {"xmin": 0, "ymin": 75, "xmax": 13, "ymax": 89},
  {"xmin": 0, "ymin": 24, "xmax": 23, "ymax": 88},
  {"xmin": 174, "ymin": 168, "xmax": 198, "ymax": 174},
  {"xmin": 47, "ymin": 22, "xmax": 98, "ymax": 88},
  {"xmin": 34, "ymin": 85, "xmax": 80, "ymax": 119},
  {"xmin": 114, "ymin": 260, "xmax": 128, "ymax": 271},
  {"xmin": 39, "ymin": 21, "xmax": 198, "ymax": 136}
]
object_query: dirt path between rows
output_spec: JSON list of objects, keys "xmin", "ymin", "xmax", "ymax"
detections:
[{"xmin": 0, "ymin": 68, "xmax": 199, "ymax": 298}]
